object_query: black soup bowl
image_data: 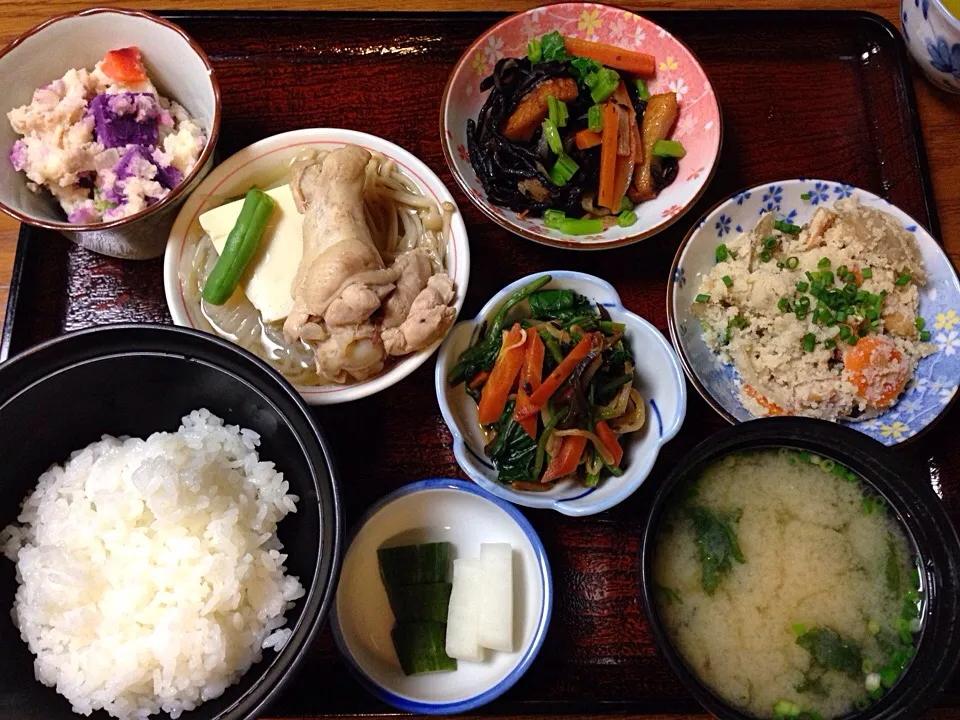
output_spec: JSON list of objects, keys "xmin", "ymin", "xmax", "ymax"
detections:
[
  {"xmin": 640, "ymin": 417, "xmax": 960, "ymax": 720},
  {"xmin": 0, "ymin": 324, "xmax": 342, "ymax": 720}
]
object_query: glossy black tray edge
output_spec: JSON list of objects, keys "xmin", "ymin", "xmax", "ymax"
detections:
[{"xmin": 0, "ymin": 8, "xmax": 939, "ymax": 361}]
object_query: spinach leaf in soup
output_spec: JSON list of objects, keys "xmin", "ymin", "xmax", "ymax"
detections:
[
  {"xmin": 796, "ymin": 627, "xmax": 863, "ymax": 679},
  {"xmin": 685, "ymin": 505, "xmax": 745, "ymax": 594},
  {"xmin": 528, "ymin": 289, "xmax": 596, "ymax": 325},
  {"xmin": 484, "ymin": 399, "xmax": 537, "ymax": 483},
  {"xmin": 885, "ymin": 536, "xmax": 902, "ymax": 595}
]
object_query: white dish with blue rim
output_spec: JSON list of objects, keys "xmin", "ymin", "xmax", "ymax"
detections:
[
  {"xmin": 435, "ymin": 271, "xmax": 687, "ymax": 517},
  {"xmin": 668, "ymin": 178, "xmax": 960, "ymax": 445},
  {"xmin": 331, "ymin": 478, "xmax": 551, "ymax": 714}
]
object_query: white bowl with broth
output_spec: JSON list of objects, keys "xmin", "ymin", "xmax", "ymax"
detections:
[{"xmin": 163, "ymin": 128, "xmax": 470, "ymax": 405}]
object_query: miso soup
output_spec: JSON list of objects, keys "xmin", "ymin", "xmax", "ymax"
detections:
[{"xmin": 653, "ymin": 449, "xmax": 922, "ymax": 719}]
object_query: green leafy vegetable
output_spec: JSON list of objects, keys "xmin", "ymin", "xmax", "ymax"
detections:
[
  {"xmin": 569, "ymin": 55, "xmax": 602, "ymax": 81},
  {"xmin": 484, "ymin": 399, "xmax": 537, "ymax": 483},
  {"xmin": 540, "ymin": 31, "xmax": 569, "ymax": 62},
  {"xmin": 686, "ymin": 505, "xmax": 745, "ymax": 594},
  {"xmin": 448, "ymin": 275, "xmax": 551, "ymax": 386},
  {"xmin": 656, "ymin": 585, "xmax": 683, "ymax": 605},
  {"xmin": 796, "ymin": 627, "xmax": 863, "ymax": 679},
  {"xmin": 529, "ymin": 289, "xmax": 595, "ymax": 323}
]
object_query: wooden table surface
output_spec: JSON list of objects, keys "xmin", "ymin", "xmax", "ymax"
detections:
[{"xmin": 0, "ymin": 2, "xmax": 958, "ymax": 719}]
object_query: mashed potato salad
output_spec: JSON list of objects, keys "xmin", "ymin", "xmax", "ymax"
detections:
[
  {"xmin": 692, "ymin": 198, "xmax": 935, "ymax": 421},
  {"xmin": 7, "ymin": 46, "xmax": 205, "ymax": 224},
  {"xmin": 0, "ymin": 410, "xmax": 302, "ymax": 720}
]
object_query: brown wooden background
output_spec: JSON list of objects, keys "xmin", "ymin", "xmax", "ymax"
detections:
[{"xmin": 0, "ymin": 2, "xmax": 958, "ymax": 720}]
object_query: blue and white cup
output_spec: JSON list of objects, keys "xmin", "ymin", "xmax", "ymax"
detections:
[{"xmin": 901, "ymin": 0, "xmax": 960, "ymax": 93}]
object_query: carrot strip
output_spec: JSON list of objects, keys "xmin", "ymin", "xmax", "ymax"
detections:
[
  {"xmin": 540, "ymin": 435, "xmax": 589, "ymax": 484},
  {"xmin": 574, "ymin": 128, "xmax": 603, "ymax": 150},
  {"xmin": 563, "ymin": 36, "xmax": 656, "ymax": 77},
  {"xmin": 595, "ymin": 420, "xmax": 624, "ymax": 467},
  {"xmin": 477, "ymin": 323, "xmax": 526, "ymax": 425},
  {"xmin": 469, "ymin": 370, "xmax": 491, "ymax": 391},
  {"xmin": 516, "ymin": 333, "xmax": 596, "ymax": 420},
  {"xmin": 514, "ymin": 331, "xmax": 545, "ymax": 438},
  {"xmin": 597, "ymin": 103, "xmax": 620, "ymax": 210}
]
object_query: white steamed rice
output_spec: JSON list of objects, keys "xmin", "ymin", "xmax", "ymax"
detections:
[{"xmin": 0, "ymin": 409, "xmax": 305, "ymax": 719}]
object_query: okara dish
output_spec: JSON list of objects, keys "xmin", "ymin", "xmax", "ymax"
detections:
[
  {"xmin": 469, "ymin": 29, "xmax": 685, "ymax": 235},
  {"xmin": 8, "ymin": 46, "xmax": 205, "ymax": 224},
  {"xmin": 692, "ymin": 198, "xmax": 934, "ymax": 421},
  {"xmin": 447, "ymin": 275, "xmax": 646, "ymax": 491},
  {"xmin": 1, "ymin": 409, "xmax": 302, "ymax": 719},
  {"xmin": 653, "ymin": 448, "xmax": 919, "ymax": 719},
  {"xmin": 179, "ymin": 144, "xmax": 459, "ymax": 387}
]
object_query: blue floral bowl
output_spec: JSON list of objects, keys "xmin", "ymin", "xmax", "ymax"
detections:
[
  {"xmin": 667, "ymin": 179, "xmax": 960, "ymax": 446},
  {"xmin": 902, "ymin": 0, "xmax": 960, "ymax": 93}
]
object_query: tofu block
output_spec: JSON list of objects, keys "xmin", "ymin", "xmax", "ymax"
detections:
[
  {"xmin": 478, "ymin": 543, "xmax": 514, "ymax": 652},
  {"xmin": 445, "ymin": 558, "xmax": 484, "ymax": 662},
  {"xmin": 198, "ymin": 184, "xmax": 303, "ymax": 323}
]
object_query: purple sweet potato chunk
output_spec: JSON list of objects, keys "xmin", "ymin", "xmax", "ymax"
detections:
[
  {"xmin": 115, "ymin": 145, "xmax": 181, "ymax": 190},
  {"xmin": 89, "ymin": 93, "xmax": 160, "ymax": 149},
  {"xmin": 9, "ymin": 140, "xmax": 26, "ymax": 171},
  {"xmin": 68, "ymin": 205, "xmax": 100, "ymax": 224}
]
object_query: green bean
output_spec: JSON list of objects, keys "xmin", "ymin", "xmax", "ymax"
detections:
[{"xmin": 202, "ymin": 189, "xmax": 275, "ymax": 305}]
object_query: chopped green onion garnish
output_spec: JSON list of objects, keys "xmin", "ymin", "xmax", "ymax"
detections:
[
  {"xmin": 526, "ymin": 37, "xmax": 542, "ymax": 63},
  {"xmin": 774, "ymin": 220, "xmax": 801, "ymax": 234},
  {"xmin": 800, "ymin": 192, "xmax": 811, "ymax": 200},
  {"xmin": 587, "ymin": 104, "xmax": 604, "ymax": 132},
  {"xmin": 837, "ymin": 264, "xmax": 848, "ymax": 278},
  {"xmin": 861, "ymin": 267, "xmax": 873, "ymax": 279},
  {"xmin": 820, "ymin": 270, "xmax": 834, "ymax": 286},
  {"xmin": 839, "ymin": 324, "xmax": 852, "ymax": 339},
  {"xmin": 776, "ymin": 260, "xmax": 785, "ymax": 269},
  {"xmin": 915, "ymin": 316, "xmax": 925, "ymax": 330},
  {"xmin": 895, "ymin": 271, "xmax": 911, "ymax": 286},
  {"xmin": 778, "ymin": 297, "xmax": 790, "ymax": 312},
  {"xmin": 795, "ymin": 307, "xmax": 808, "ymax": 320},
  {"xmin": 652, "ymin": 139, "xmax": 687, "ymax": 158},
  {"xmin": 543, "ymin": 209, "xmax": 566, "ymax": 229},
  {"xmin": 786, "ymin": 256, "xmax": 799, "ymax": 269},
  {"xmin": 635, "ymin": 78, "xmax": 651, "ymax": 101},
  {"xmin": 759, "ymin": 249, "xmax": 772, "ymax": 263},
  {"xmin": 716, "ymin": 243, "xmax": 729, "ymax": 262},
  {"xmin": 722, "ymin": 275, "xmax": 733, "ymax": 288},
  {"xmin": 920, "ymin": 329, "xmax": 931, "ymax": 341},
  {"xmin": 803, "ymin": 333, "xmax": 816, "ymax": 352},
  {"xmin": 798, "ymin": 295, "xmax": 811, "ymax": 308},
  {"xmin": 870, "ymin": 317, "xmax": 880, "ymax": 329},
  {"xmin": 695, "ymin": 293, "xmax": 710, "ymax": 303},
  {"xmin": 546, "ymin": 94, "xmax": 568, "ymax": 128},
  {"xmin": 847, "ymin": 335, "xmax": 859, "ymax": 346},
  {"xmin": 549, "ymin": 152, "xmax": 579, "ymax": 186},
  {"xmin": 763, "ymin": 236, "xmax": 778, "ymax": 250},
  {"xmin": 818, "ymin": 257, "xmax": 831, "ymax": 268},
  {"xmin": 824, "ymin": 338, "xmax": 836, "ymax": 349},
  {"xmin": 617, "ymin": 209, "xmax": 637, "ymax": 227},
  {"xmin": 555, "ymin": 217, "xmax": 603, "ymax": 235},
  {"xmin": 542, "ymin": 118, "xmax": 563, "ymax": 155},
  {"xmin": 796, "ymin": 280, "xmax": 809, "ymax": 293}
]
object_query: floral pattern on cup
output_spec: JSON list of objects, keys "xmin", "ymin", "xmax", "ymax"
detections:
[{"xmin": 901, "ymin": 0, "xmax": 960, "ymax": 93}]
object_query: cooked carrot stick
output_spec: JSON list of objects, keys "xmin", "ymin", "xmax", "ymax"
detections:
[
  {"xmin": 469, "ymin": 370, "xmax": 491, "ymax": 391},
  {"xmin": 514, "ymin": 330, "xmax": 545, "ymax": 438},
  {"xmin": 597, "ymin": 102, "xmax": 620, "ymax": 210},
  {"xmin": 563, "ymin": 36, "xmax": 656, "ymax": 77},
  {"xmin": 516, "ymin": 333, "xmax": 596, "ymax": 420},
  {"xmin": 477, "ymin": 323, "xmax": 526, "ymax": 425},
  {"xmin": 574, "ymin": 128, "xmax": 603, "ymax": 150},
  {"xmin": 540, "ymin": 435, "xmax": 588, "ymax": 483},
  {"xmin": 595, "ymin": 420, "xmax": 624, "ymax": 467}
]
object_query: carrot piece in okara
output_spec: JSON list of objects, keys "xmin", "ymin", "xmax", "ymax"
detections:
[
  {"xmin": 514, "ymin": 330, "xmax": 545, "ymax": 438},
  {"xmin": 541, "ymin": 434, "xmax": 589, "ymax": 483},
  {"xmin": 842, "ymin": 335, "xmax": 908, "ymax": 409},
  {"xmin": 100, "ymin": 47, "xmax": 148, "ymax": 84},
  {"xmin": 516, "ymin": 333, "xmax": 596, "ymax": 420},
  {"xmin": 595, "ymin": 420, "xmax": 624, "ymax": 467},
  {"xmin": 597, "ymin": 103, "xmax": 621, "ymax": 210},
  {"xmin": 562, "ymin": 36, "xmax": 656, "ymax": 77},
  {"xmin": 477, "ymin": 323, "xmax": 526, "ymax": 425},
  {"xmin": 574, "ymin": 128, "xmax": 603, "ymax": 150}
]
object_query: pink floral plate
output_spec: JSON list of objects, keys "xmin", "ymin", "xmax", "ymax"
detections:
[{"xmin": 440, "ymin": 2, "xmax": 722, "ymax": 250}]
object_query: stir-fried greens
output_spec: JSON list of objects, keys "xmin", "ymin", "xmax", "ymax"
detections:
[
  {"xmin": 467, "ymin": 30, "xmax": 683, "ymax": 232},
  {"xmin": 449, "ymin": 276, "xmax": 645, "ymax": 490}
]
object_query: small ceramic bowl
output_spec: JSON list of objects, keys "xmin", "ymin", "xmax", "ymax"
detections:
[
  {"xmin": 164, "ymin": 127, "xmax": 470, "ymax": 406},
  {"xmin": 901, "ymin": 0, "xmax": 960, "ymax": 94},
  {"xmin": 330, "ymin": 479, "xmax": 552, "ymax": 714},
  {"xmin": 668, "ymin": 179, "xmax": 960, "ymax": 446},
  {"xmin": 0, "ymin": 8, "xmax": 221, "ymax": 259},
  {"xmin": 440, "ymin": 2, "xmax": 721, "ymax": 251},
  {"xmin": 435, "ymin": 271, "xmax": 687, "ymax": 516}
]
